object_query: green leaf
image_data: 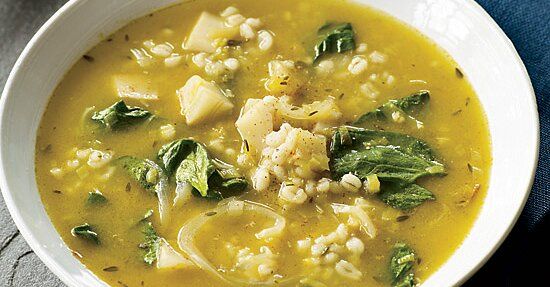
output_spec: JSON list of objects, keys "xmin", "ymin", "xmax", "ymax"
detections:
[
  {"xmin": 71, "ymin": 223, "xmax": 99, "ymax": 244},
  {"xmin": 190, "ymin": 169, "xmax": 248, "ymax": 200},
  {"xmin": 390, "ymin": 243, "xmax": 416, "ymax": 287},
  {"xmin": 330, "ymin": 127, "xmax": 445, "ymax": 183},
  {"xmin": 314, "ymin": 22, "xmax": 355, "ymax": 62},
  {"xmin": 171, "ymin": 141, "xmax": 248, "ymax": 200},
  {"xmin": 140, "ymin": 222, "xmax": 160, "ymax": 265},
  {"xmin": 201, "ymin": 160, "xmax": 248, "ymax": 200},
  {"xmin": 86, "ymin": 190, "xmax": 107, "ymax": 205},
  {"xmin": 92, "ymin": 100, "xmax": 151, "ymax": 130},
  {"xmin": 175, "ymin": 143, "xmax": 215, "ymax": 197},
  {"xmin": 118, "ymin": 156, "xmax": 162, "ymax": 191},
  {"xmin": 219, "ymin": 177, "xmax": 248, "ymax": 190},
  {"xmin": 379, "ymin": 182, "xmax": 435, "ymax": 210},
  {"xmin": 394, "ymin": 273, "xmax": 415, "ymax": 287},
  {"xmin": 157, "ymin": 139, "xmax": 196, "ymax": 175},
  {"xmin": 353, "ymin": 91, "xmax": 430, "ymax": 125},
  {"xmin": 330, "ymin": 127, "xmax": 442, "ymax": 210}
]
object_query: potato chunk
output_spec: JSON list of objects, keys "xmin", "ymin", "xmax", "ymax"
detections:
[
  {"xmin": 113, "ymin": 75, "xmax": 158, "ymax": 100},
  {"xmin": 235, "ymin": 99, "xmax": 275, "ymax": 156},
  {"xmin": 235, "ymin": 95, "xmax": 342, "ymax": 156},
  {"xmin": 184, "ymin": 12, "xmax": 239, "ymax": 53},
  {"xmin": 177, "ymin": 75, "xmax": 234, "ymax": 126}
]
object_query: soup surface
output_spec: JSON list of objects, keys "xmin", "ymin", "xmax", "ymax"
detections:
[{"xmin": 35, "ymin": 0, "xmax": 491, "ymax": 286}]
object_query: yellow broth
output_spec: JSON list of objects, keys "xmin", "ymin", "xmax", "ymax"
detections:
[{"xmin": 35, "ymin": 0, "xmax": 491, "ymax": 286}]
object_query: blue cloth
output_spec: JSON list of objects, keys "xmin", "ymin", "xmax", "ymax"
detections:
[{"xmin": 465, "ymin": 0, "xmax": 549, "ymax": 285}]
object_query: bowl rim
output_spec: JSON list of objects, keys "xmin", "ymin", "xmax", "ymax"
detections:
[
  {"xmin": 0, "ymin": 0, "xmax": 540, "ymax": 286},
  {"xmin": 440, "ymin": 0, "xmax": 540, "ymax": 285}
]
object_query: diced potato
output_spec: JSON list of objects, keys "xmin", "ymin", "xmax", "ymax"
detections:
[
  {"xmin": 177, "ymin": 75, "xmax": 234, "ymax": 125},
  {"xmin": 113, "ymin": 75, "xmax": 158, "ymax": 100},
  {"xmin": 296, "ymin": 129, "xmax": 330, "ymax": 172},
  {"xmin": 235, "ymin": 99, "xmax": 275, "ymax": 156},
  {"xmin": 184, "ymin": 12, "xmax": 239, "ymax": 53}
]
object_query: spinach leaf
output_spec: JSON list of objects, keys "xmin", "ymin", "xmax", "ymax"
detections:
[
  {"xmin": 139, "ymin": 222, "xmax": 160, "ymax": 265},
  {"xmin": 353, "ymin": 91, "xmax": 429, "ymax": 125},
  {"xmin": 86, "ymin": 190, "xmax": 107, "ymax": 205},
  {"xmin": 71, "ymin": 223, "xmax": 99, "ymax": 244},
  {"xmin": 157, "ymin": 139, "xmax": 196, "ymax": 175},
  {"xmin": 394, "ymin": 273, "xmax": 415, "ymax": 287},
  {"xmin": 330, "ymin": 127, "xmax": 445, "ymax": 183},
  {"xmin": 314, "ymin": 22, "xmax": 355, "ymax": 62},
  {"xmin": 199, "ymin": 159, "xmax": 249, "ymax": 199},
  {"xmin": 393, "ymin": 91, "xmax": 430, "ymax": 111},
  {"xmin": 118, "ymin": 156, "xmax": 163, "ymax": 191},
  {"xmin": 379, "ymin": 182, "xmax": 435, "ymax": 210},
  {"xmin": 169, "ymin": 140, "xmax": 248, "ymax": 200},
  {"xmin": 92, "ymin": 100, "xmax": 151, "ymax": 130},
  {"xmin": 192, "ymin": 172, "xmax": 248, "ymax": 200},
  {"xmin": 175, "ymin": 143, "xmax": 215, "ymax": 197},
  {"xmin": 219, "ymin": 177, "xmax": 248, "ymax": 191},
  {"xmin": 390, "ymin": 243, "xmax": 416, "ymax": 287},
  {"xmin": 330, "ymin": 127, "xmax": 442, "ymax": 210}
]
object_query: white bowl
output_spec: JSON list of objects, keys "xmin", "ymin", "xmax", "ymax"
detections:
[{"xmin": 0, "ymin": 0, "xmax": 539, "ymax": 286}]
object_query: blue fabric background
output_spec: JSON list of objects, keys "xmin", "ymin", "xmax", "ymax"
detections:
[{"xmin": 465, "ymin": 0, "xmax": 548, "ymax": 285}]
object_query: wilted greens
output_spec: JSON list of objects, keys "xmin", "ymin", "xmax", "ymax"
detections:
[
  {"xmin": 330, "ymin": 127, "xmax": 444, "ymax": 209},
  {"xmin": 314, "ymin": 22, "xmax": 356, "ymax": 62},
  {"xmin": 92, "ymin": 100, "xmax": 151, "ymax": 130}
]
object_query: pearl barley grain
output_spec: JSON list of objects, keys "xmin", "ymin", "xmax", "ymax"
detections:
[
  {"xmin": 258, "ymin": 30, "xmax": 274, "ymax": 51},
  {"xmin": 340, "ymin": 173, "xmax": 362, "ymax": 192},
  {"xmin": 150, "ymin": 43, "xmax": 173, "ymax": 57},
  {"xmin": 226, "ymin": 14, "xmax": 246, "ymax": 27},
  {"xmin": 348, "ymin": 56, "xmax": 368, "ymax": 75},
  {"xmin": 240, "ymin": 23, "xmax": 256, "ymax": 39},
  {"xmin": 220, "ymin": 6, "xmax": 239, "ymax": 17},
  {"xmin": 223, "ymin": 58, "xmax": 240, "ymax": 71}
]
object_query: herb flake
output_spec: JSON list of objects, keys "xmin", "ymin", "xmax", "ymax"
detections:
[{"xmin": 102, "ymin": 266, "xmax": 119, "ymax": 272}]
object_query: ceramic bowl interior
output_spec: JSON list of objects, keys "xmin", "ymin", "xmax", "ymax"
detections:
[{"xmin": 0, "ymin": 0, "xmax": 538, "ymax": 286}]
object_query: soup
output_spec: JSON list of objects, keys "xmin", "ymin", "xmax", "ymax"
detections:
[{"xmin": 35, "ymin": 0, "xmax": 491, "ymax": 286}]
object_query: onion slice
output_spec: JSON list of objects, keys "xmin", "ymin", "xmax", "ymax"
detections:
[
  {"xmin": 177, "ymin": 199, "xmax": 296, "ymax": 286},
  {"xmin": 146, "ymin": 159, "xmax": 170, "ymax": 225},
  {"xmin": 174, "ymin": 181, "xmax": 193, "ymax": 207}
]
